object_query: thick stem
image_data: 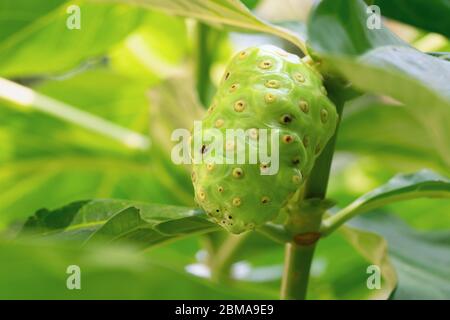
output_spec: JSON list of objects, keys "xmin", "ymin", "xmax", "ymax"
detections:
[
  {"xmin": 281, "ymin": 242, "xmax": 316, "ymax": 300},
  {"xmin": 280, "ymin": 80, "xmax": 348, "ymax": 300}
]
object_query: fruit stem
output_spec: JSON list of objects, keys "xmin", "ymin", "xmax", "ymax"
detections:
[{"xmin": 280, "ymin": 80, "xmax": 347, "ymax": 300}]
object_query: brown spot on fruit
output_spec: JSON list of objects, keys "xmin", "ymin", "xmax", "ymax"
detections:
[
  {"xmin": 283, "ymin": 135, "xmax": 294, "ymax": 144},
  {"xmin": 265, "ymin": 93, "xmax": 276, "ymax": 103},
  {"xmin": 261, "ymin": 196, "xmax": 270, "ymax": 204},
  {"xmin": 229, "ymin": 83, "xmax": 239, "ymax": 92},
  {"xmin": 299, "ymin": 100, "xmax": 309, "ymax": 113},
  {"xmin": 294, "ymin": 72, "xmax": 305, "ymax": 83},
  {"xmin": 232, "ymin": 167, "xmax": 244, "ymax": 178},
  {"xmin": 215, "ymin": 119, "xmax": 224, "ymax": 128},
  {"xmin": 232, "ymin": 197, "xmax": 242, "ymax": 206},
  {"xmin": 234, "ymin": 100, "xmax": 246, "ymax": 112},
  {"xmin": 259, "ymin": 60, "xmax": 273, "ymax": 69},
  {"xmin": 280, "ymin": 114, "xmax": 293, "ymax": 124},
  {"xmin": 239, "ymin": 51, "xmax": 248, "ymax": 59},
  {"xmin": 265, "ymin": 79, "xmax": 280, "ymax": 88}
]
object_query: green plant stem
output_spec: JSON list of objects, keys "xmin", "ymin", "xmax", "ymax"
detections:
[
  {"xmin": 281, "ymin": 242, "xmax": 316, "ymax": 300},
  {"xmin": 196, "ymin": 22, "xmax": 212, "ymax": 107},
  {"xmin": 280, "ymin": 81, "xmax": 347, "ymax": 300},
  {"xmin": 211, "ymin": 233, "xmax": 248, "ymax": 282}
]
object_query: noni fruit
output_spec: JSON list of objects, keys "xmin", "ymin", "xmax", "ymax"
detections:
[{"xmin": 191, "ymin": 45, "xmax": 337, "ymax": 234}]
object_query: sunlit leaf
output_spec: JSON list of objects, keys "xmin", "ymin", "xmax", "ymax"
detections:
[{"xmin": 95, "ymin": 0, "xmax": 307, "ymax": 53}]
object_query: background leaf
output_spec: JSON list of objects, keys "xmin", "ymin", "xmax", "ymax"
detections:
[
  {"xmin": 0, "ymin": 0, "xmax": 146, "ymax": 77},
  {"xmin": 308, "ymin": 0, "xmax": 450, "ymax": 107},
  {"xmin": 95, "ymin": 0, "xmax": 307, "ymax": 52},
  {"xmin": 0, "ymin": 240, "xmax": 273, "ymax": 299},
  {"xmin": 338, "ymin": 95, "xmax": 450, "ymax": 173},
  {"xmin": 345, "ymin": 213, "xmax": 450, "ymax": 299},
  {"xmin": 375, "ymin": 0, "xmax": 450, "ymax": 38}
]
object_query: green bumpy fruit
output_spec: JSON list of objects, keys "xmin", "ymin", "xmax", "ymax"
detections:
[{"xmin": 191, "ymin": 45, "xmax": 337, "ymax": 234}]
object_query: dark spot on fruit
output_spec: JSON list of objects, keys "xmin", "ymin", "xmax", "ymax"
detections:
[
  {"xmin": 265, "ymin": 79, "xmax": 280, "ymax": 88},
  {"xmin": 265, "ymin": 93, "xmax": 276, "ymax": 103},
  {"xmin": 292, "ymin": 158, "xmax": 300, "ymax": 165},
  {"xmin": 224, "ymin": 71, "xmax": 230, "ymax": 80},
  {"xmin": 234, "ymin": 100, "xmax": 246, "ymax": 112},
  {"xmin": 232, "ymin": 197, "xmax": 242, "ymax": 206},
  {"xmin": 229, "ymin": 83, "xmax": 239, "ymax": 92},
  {"xmin": 280, "ymin": 114, "xmax": 293, "ymax": 124},
  {"xmin": 201, "ymin": 144, "xmax": 208, "ymax": 154},
  {"xmin": 283, "ymin": 135, "xmax": 294, "ymax": 144},
  {"xmin": 259, "ymin": 60, "xmax": 273, "ymax": 69},
  {"xmin": 232, "ymin": 167, "xmax": 244, "ymax": 178}
]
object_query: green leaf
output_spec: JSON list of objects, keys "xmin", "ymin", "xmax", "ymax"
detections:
[
  {"xmin": 0, "ymin": 69, "xmax": 194, "ymax": 228},
  {"xmin": 20, "ymin": 199, "xmax": 219, "ymax": 248},
  {"xmin": 0, "ymin": 1, "xmax": 145, "ymax": 76},
  {"xmin": 344, "ymin": 213, "xmax": 450, "ymax": 299},
  {"xmin": 323, "ymin": 170, "xmax": 450, "ymax": 234},
  {"xmin": 375, "ymin": 0, "xmax": 450, "ymax": 38},
  {"xmin": 0, "ymin": 240, "xmax": 273, "ymax": 299},
  {"xmin": 339, "ymin": 223, "xmax": 397, "ymax": 299},
  {"xmin": 95, "ymin": 0, "xmax": 307, "ymax": 53},
  {"xmin": 308, "ymin": 0, "xmax": 406, "ymax": 55},
  {"xmin": 307, "ymin": 0, "xmax": 450, "ymax": 114},
  {"xmin": 338, "ymin": 96, "xmax": 450, "ymax": 172}
]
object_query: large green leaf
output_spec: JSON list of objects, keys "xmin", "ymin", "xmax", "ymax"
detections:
[
  {"xmin": 338, "ymin": 96, "xmax": 450, "ymax": 173},
  {"xmin": 344, "ymin": 213, "xmax": 450, "ymax": 299},
  {"xmin": 0, "ymin": 240, "xmax": 273, "ymax": 299},
  {"xmin": 0, "ymin": 69, "xmax": 194, "ymax": 228},
  {"xmin": 0, "ymin": 0, "xmax": 67, "ymax": 41},
  {"xmin": 323, "ymin": 170, "xmax": 450, "ymax": 234},
  {"xmin": 94, "ymin": 0, "xmax": 307, "ymax": 53},
  {"xmin": 308, "ymin": 0, "xmax": 406, "ymax": 55},
  {"xmin": 0, "ymin": 0, "xmax": 145, "ymax": 76},
  {"xmin": 308, "ymin": 0, "xmax": 450, "ymax": 115},
  {"xmin": 20, "ymin": 199, "xmax": 219, "ymax": 248},
  {"xmin": 375, "ymin": 0, "xmax": 450, "ymax": 38}
]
